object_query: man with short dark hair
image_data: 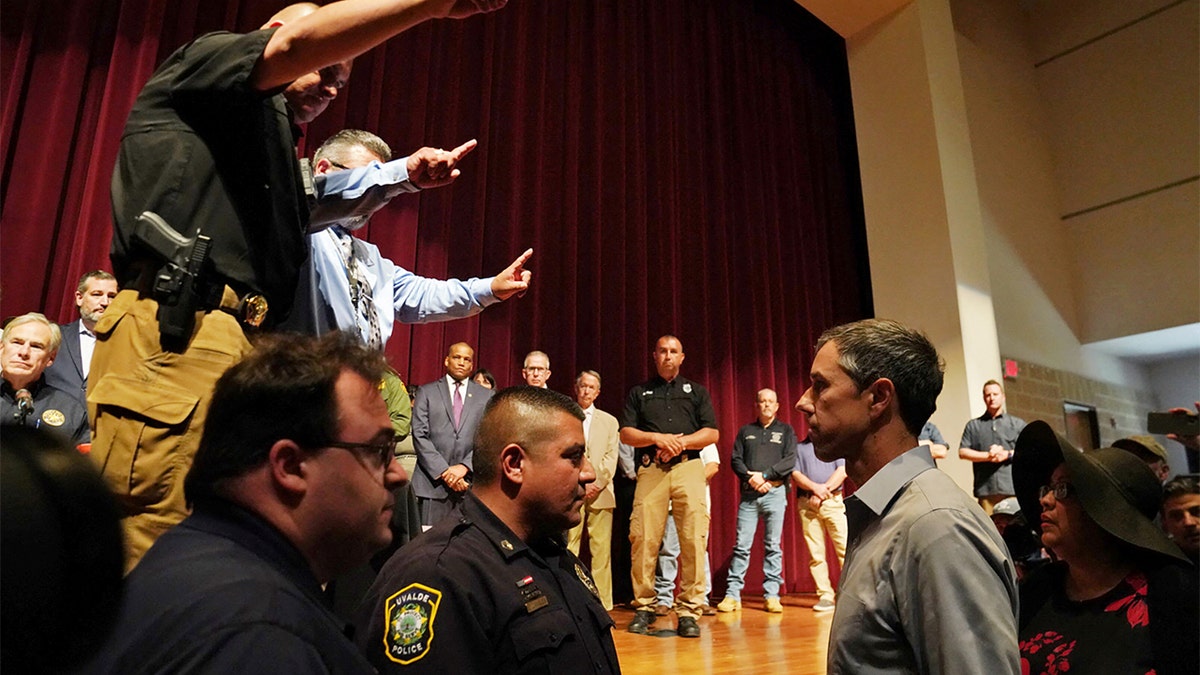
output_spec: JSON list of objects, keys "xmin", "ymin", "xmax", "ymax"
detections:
[
  {"xmin": 797, "ymin": 319, "xmax": 1018, "ymax": 674},
  {"xmin": 92, "ymin": 0, "xmax": 511, "ymax": 572},
  {"xmin": 80, "ymin": 332, "xmax": 407, "ymax": 673},
  {"xmin": 1, "ymin": 313, "xmax": 89, "ymax": 446},
  {"xmin": 355, "ymin": 387, "xmax": 619, "ymax": 673},
  {"xmin": 521, "ymin": 350, "xmax": 551, "ymax": 388},
  {"xmin": 1161, "ymin": 475, "xmax": 1199, "ymax": 564},
  {"xmin": 958, "ymin": 379, "xmax": 1026, "ymax": 513},
  {"xmin": 44, "ymin": 270, "xmax": 118, "ymax": 406},
  {"xmin": 621, "ymin": 335, "xmax": 719, "ymax": 638}
]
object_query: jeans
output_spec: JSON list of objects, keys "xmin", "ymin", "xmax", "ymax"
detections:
[
  {"xmin": 655, "ymin": 513, "xmax": 712, "ymax": 605},
  {"xmin": 723, "ymin": 484, "xmax": 787, "ymax": 600}
]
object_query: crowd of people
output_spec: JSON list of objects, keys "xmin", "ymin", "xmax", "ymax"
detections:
[{"xmin": 1, "ymin": 1, "xmax": 1197, "ymax": 673}]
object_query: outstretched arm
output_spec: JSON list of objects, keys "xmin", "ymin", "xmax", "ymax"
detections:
[
  {"xmin": 489, "ymin": 248, "xmax": 533, "ymax": 300},
  {"xmin": 251, "ymin": 0, "xmax": 508, "ymax": 92}
]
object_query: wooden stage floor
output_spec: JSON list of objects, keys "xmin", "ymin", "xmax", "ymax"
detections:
[{"xmin": 610, "ymin": 595, "xmax": 832, "ymax": 675}]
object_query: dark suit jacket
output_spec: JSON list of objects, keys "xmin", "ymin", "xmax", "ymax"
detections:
[
  {"xmin": 44, "ymin": 319, "xmax": 87, "ymax": 407},
  {"xmin": 411, "ymin": 377, "xmax": 493, "ymax": 500}
]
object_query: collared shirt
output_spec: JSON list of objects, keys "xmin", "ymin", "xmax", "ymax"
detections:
[
  {"xmin": 619, "ymin": 375, "xmax": 717, "ymax": 466},
  {"xmin": 960, "ymin": 412, "xmax": 1027, "ymax": 497},
  {"xmin": 80, "ymin": 498, "xmax": 374, "ymax": 674},
  {"xmin": 730, "ymin": 418, "xmax": 797, "ymax": 493},
  {"xmin": 829, "ymin": 446, "xmax": 1019, "ymax": 675},
  {"xmin": 444, "ymin": 374, "xmax": 467, "ymax": 399},
  {"xmin": 355, "ymin": 492, "xmax": 620, "ymax": 674},
  {"xmin": 793, "ymin": 440, "xmax": 844, "ymax": 490},
  {"xmin": 78, "ymin": 323, "xmax": 97, "ymax": 379},
  {"xmin": 582, "ymin": 404, "xmax": 594, "ymax": 442},
  {"xmin": 282, "ymin": 207, "xmax": 497, "ymax": 343}
]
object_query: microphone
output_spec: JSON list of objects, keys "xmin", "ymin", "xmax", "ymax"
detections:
[{"xmin": 14, "ymin": 389, "xmax": 34, "ymax": 420}]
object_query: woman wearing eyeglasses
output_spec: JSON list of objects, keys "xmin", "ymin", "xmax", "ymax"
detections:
[{"xmin": 1012, "ymin": 421, "xmax": 1197, "ymax": 675}]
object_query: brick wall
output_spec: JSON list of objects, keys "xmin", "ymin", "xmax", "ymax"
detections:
[{"xmin": 1000, "ymin": 357, "xmax": 1158, "ymax": 445}]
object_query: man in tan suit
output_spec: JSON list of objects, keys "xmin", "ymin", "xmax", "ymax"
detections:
[{"xmin": 566, "ymin": 369, "xmax": 620, "ymax": 609}]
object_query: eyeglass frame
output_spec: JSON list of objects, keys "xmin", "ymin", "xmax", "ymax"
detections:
[
  {"xmin": 1038, "ymin": 481, "xmax": 1076, "ymax": 501},
  {"xmin": 320, "ymin": 437, "xmax": 398, "ymax": 471}
]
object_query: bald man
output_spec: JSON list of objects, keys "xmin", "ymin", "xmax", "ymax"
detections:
[
  {"xmin": 411, "ymin": 343, "xmax": 494, "ymax": 526},
  {"xmin": 716, "ymin": 388, "xmax": 796, "ymax": 614}
]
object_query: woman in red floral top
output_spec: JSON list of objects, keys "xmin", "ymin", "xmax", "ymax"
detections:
[{"xmin": 1012, "ymin": 422, "xmax": 1197, "ymax": 675}]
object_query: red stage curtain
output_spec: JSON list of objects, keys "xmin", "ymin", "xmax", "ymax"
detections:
[{"xmin": 1, "ymin": 0, "xmax": 872, "ymax": 599}]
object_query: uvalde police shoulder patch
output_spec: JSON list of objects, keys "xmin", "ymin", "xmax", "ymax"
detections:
[{"xmin": 384, "ymin": 583, "xmax": 442, "ymax": 665}]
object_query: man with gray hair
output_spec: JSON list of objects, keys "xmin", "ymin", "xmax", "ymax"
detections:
[
  {"xmin": 566, "ymin": 369, "xmax": 620, "ymax": 609},
  {"xmin": 285, "ymin": 129, "xmax": 533, "ymax": 346},
  {"xmin": 521, "ymin": 350, "xmax": 551, "ymax": 388},
  {"xmin": 796, "ymin": 318, "xmax": 1018, "ymax": 674},
  {"xmin": 1, "ymin": 312, "xmax": 89, "ymax": 446}
]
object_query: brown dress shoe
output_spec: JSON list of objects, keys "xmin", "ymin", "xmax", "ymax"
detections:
[
  {"xmin": 654, "ymin": 603, "xmax": 672, "ymax": 616},
  {"xmin": 701, "ymin": 604, "xmax": 717, "ymax": 616}
]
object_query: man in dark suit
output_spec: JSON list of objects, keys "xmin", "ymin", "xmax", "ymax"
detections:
[
  {"xmin": 44, "ymin": 271, "xmax": 118, "ymax": 408},
  {"xmin": 412, "ymin": 342, "xmax": 493, "ymax": 528}
]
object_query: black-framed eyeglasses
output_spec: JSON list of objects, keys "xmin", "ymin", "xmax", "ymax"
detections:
[
  {"xmin": 327, "ymin": 160, "xmax": 350, "ymax": 171},
  {"xmin": 324, "ymin": 438, "xmax": 397, "ymax": 470},
  {"xmin": 1038, "ymin": 482, "xmax": 1075, "ymax": 501}
]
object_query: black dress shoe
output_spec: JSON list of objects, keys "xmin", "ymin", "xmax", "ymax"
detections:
[
  {"xmin": 627, "ymin": 610, "xmax": 656, "ymax": 634},
  {"xmin": 677, "ymin": 616, "xmax": 701, "ymax": 638}
]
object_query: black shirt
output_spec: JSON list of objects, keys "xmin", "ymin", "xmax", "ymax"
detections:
[
  {"xmin": 619, "ymin": 375, "xmax": 718, "ymax": 463},
  {"xmin": 110, "ymin": 28, "xmax": 309, "ymax": 320},
  {"xmin": 79, "ymin": 498, "xmax": 374, "ymax": 674},
  {"xmin": 730, "ymin": 419, "xmax": 797, "ymax": 493},
  {"xmin": 355, "ymin": 492, "xmax": 620, "ymax": 674},
  {"xmin": 1, "ymin": 376, "xmax": 89, "ymax": 446}
]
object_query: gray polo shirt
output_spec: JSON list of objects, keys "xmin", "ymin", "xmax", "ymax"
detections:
[{"xmin": 828, "ymin": 446, "xmax": 1019, "ymax": 675}]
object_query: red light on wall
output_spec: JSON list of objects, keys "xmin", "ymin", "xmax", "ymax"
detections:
[{"xmin": 1003, "ymin": 359, "xmax": 1019, "ymax": 379}]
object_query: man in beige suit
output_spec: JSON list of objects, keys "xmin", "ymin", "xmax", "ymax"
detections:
[{"xmin": 566, "ymin": 369, "xmax": 620, "ymax": 609}]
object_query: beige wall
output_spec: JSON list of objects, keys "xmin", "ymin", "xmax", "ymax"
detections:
[{"xmin": 805, "ymin": 0, "xmax": 1198, "ymax": 490}]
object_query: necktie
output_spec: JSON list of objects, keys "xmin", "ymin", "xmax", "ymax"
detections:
[
  {"xmin": 583, "ymin": 409, "xmax": 592, "ymax": 443},
  {"xmin": 453, "ymin": 382, "xmax": 464, "ymax": 429},
  {"xmin": 335, "ymin": 228, "xmax": 383, "ymax": 350}
]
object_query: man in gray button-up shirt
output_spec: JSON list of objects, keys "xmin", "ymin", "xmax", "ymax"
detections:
[{"xmin": 794, "ymin": 319, "xmax": 1018, "ymax": 675}]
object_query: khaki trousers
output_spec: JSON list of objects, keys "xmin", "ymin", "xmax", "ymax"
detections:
[
  {"xmin": 567, "ymin": 503, "xmax": 614, "ymax": 609},
  {"xmin": 798, "ymin": 493, "xmax": 848, "ymax": 602},
  {"xmin": 630, "ymin": 457, "xmax": 708, "ymax": 619},
  {"xmin": 88, "ymin": 290, "xmax": 251, "ymax": 573}
]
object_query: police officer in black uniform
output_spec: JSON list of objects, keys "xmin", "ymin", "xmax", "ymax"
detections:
[{"xmin": 355, "ymin": 386, "xmax": 621, "ymax": 674}]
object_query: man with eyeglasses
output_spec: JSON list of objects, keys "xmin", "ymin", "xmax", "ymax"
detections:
[
  {"xmin": 412, "ymin": 342, "xmax": 494, "ymax": 527},
  {"xmin": 521, "ymin": 350, "xmax": 552, "ymax": 388},
  {"xmin": 80, "ymin": 332, "xmax": 406, "ymax": 674}
]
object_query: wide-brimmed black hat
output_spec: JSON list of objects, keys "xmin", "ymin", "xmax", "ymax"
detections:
[{"xmin": 1013, "ymin": 420, "xmax": 1188, "ymax": 564}]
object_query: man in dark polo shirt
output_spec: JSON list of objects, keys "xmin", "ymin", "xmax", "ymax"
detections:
[
  {"xmin": 621, "ymin": 335, "xmax": 719, "ymax": 638},
  {"xmin": 716, "ymin": 388, "xmax": 796, "ymax": 614},
  {"xmin": 89, "ymin": 0, "xmax": 509, "ymax": 572}
]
